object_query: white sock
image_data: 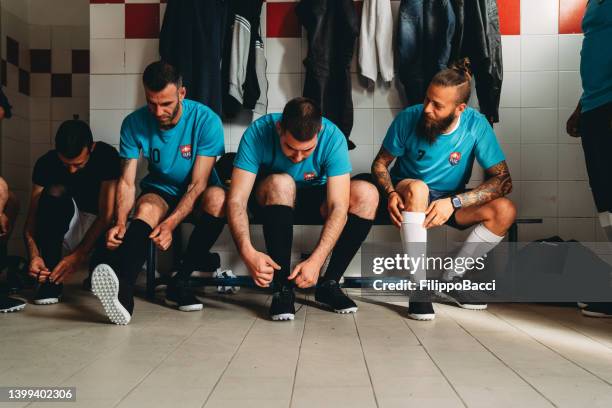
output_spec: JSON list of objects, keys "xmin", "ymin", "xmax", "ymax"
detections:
[
  {"xmin": 599, "ymin": 212, "xmax": 612, "ymax": 242},
  {"xmin": 443, "ymin": 223, "xmax": 504, "ymax": 280},
  {"xmin": 400, "ymin": 212, "xmax": 427, "ymax": 284}
]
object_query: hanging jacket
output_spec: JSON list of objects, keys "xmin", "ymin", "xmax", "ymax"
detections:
[
  {"xmin": 222, "ymin": 0, "xmax": 267, "ymax": 118},
  {"xmin": 451, "ymin": 0, "xmax": 503, "ymax": 123},
  {"xmin": 160, "ymin": 0, "xmax": 229, "ymax": 116},
  {"xmin": 296, "ymin": 0, "xmax": 359, "ymax": 149},
  {"xmin": 397, "ymin": 0, "xmax": 456, "ymax": 106},
  {"xmin": 359, "ymin": 0, "xmax": 394, "ymax": 83}
]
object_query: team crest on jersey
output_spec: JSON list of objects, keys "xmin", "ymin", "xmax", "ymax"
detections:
[
  {"xmin": 180, "ymin": 144, "xmax": 192, "ymax": 159},
  {"xmin": 449, "ymin": 151, "xmax": 461, "ymax": 166},
  {"xmin": 304, "ymin": 171, "xmax": 317, "ymax": 181}
]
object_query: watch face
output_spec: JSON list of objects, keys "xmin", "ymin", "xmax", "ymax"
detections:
[{"xmin": 452, "ymin": 197, "xmax": 461, "ymax": 208}]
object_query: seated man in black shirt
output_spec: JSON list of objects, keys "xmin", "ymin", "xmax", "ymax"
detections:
[{"xmin": 25, "ymin": 120, "xmax": 120, "ymax": 304}]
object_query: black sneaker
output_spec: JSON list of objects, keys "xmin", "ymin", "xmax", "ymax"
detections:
[
  {"xmin": 437, "ymin": 277, "xmax": 487, "ymax": 310},
  {"xmin": 315, "ymin": 280, "xmax": 358, "ymax": 314},
  {"xmin": 408, "ymin": 301, "xmax": 436, "ymax": 321},
  {"xmin": 91, "ymin": 264, "xmax": 131, "ymax": 325},
  {"xmin": 1, "ymin": 296, "xmax": 26, "ymax": 313},
  {"xmin": 164, "ymin": 284, "xmax": 203, "ymax": 312},
  {"xmin": 270, "ymin": 286, "xmax": 295, "ymax": 321},
  {"xmin": 581, "ymin": 302, "xmax": 612, "ymax": 318},
  {"xmin": 33, "ymin": 282, "xmax": 63, "ymax": 305}
]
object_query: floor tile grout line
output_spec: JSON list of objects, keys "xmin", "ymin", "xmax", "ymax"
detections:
[
  {"xmin": 352, "ymin": 311, "xmax": 380, "ymax": 408},
  {"xmin": 289, "ymin": 293, "xmax": 309, "ymax": 408},
  {"xmin": 440, "ymin": 307, "xmax": 558, "ymax": 407},
  {"xmin": 113, "ymin": 322, "xmax": 205, "ymax": 408},
  {"xmin": 400, "ymin": 312, "xmax": 469, "ymax": 408},
  {"xmin": 486, "ymin": 307, "xmax": 612, "ymax": 387},
  {"xmin": 520, "ymin": 304, "xmax": 612, "ymax": 352},
  {"xmin": 200, "ymin": 295, "xmax": 268, "ymax": 408}
]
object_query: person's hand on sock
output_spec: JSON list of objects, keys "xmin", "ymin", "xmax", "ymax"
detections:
[
  {"xmin": 387, "ymin": 191, "xmax": 405, "ymax": 228},
  {"xmin": 289, "ymin": 258, "xmax": 322, "ymax": 288},
  {"xmin": 49, "ymin": 252, "xmax": 86, "ymax": 284},
  {"xmin": 424, "ymin": 198, "xmax": 454, "ymax": 229},
  {"xmin": 29, "ymin": 256, "xmax": 49, "ymax": 282},
  {"xmin": 150, "ymin": 220, "xmax": 175, "ymax": 251},
  {"xmin": 244, "ymin": 249, "xmax": 280, "ymax": 287},
  {"xmin": 107, "ymin": 224, "xmax": 126, "ymax": 250}
]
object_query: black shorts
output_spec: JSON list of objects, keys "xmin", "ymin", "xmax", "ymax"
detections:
[
  {"xmin": 248, "ymin": 182, "xmax": 327, "ymax": 225},
  {"xmin": 352, "ymin": 173, "xmax": 471, "ymax": 230}
]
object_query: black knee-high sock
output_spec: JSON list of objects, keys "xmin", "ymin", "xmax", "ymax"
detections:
[
  {"xmin": 262, "ymin": 205, "xmax": 294, "ymax": 290},
  {"xmin": 35, "ymin": 185, "xmax": 75, "ymax": 271},
  {"xmin": 117, "ymin": 219, "xmax": 152, "ymax": 313},
  {"xmin": 175, "ymin": 212, "xmax": 226, "ymax": 284},
  {"xmin": 321, "ymin": 214, "xmax": 373, "ymax": 284}
]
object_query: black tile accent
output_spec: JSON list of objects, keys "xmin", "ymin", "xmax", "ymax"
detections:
[
  {"xmin": 72, "ymin": 50, "xmax": 89, "ymax": 74},
  {"xmin": 30, "ymin": 49, "xmax": 52, "ymax": 73},
  {"xmin": 51, "ymin": 73, "xmax": 72, "ymax": 97},
  {"xmin": 18, "ymin": 68, "xmax": 30, "ymax": 95},
  {"xmin": 6, "ymin": 37, "xmax": 19, "ymax": 66}
]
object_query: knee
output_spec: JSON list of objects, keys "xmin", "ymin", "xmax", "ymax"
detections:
[
  {"xmin": 489, "ymin": 198, "xmax": 517, "ymax": 228},
  {"xmin": 201, "ymin": 186, "xmax": 226, "ymax": 217},
  {"xmin": 134, "ymin": 202, "xmax": 155, "ymax": 220},
  {"xmin": 257, "ymin": 173, "xmax": 296, "ymax": 205},
  {"xmin": 349, "ymin": 180, "xmax": 379, "ymax": 218},
  {"xmin": 399, "ymin": 180, "xmax": 429, "ymax": 207}
]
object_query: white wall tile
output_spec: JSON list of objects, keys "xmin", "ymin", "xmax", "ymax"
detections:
[
  {"xmin": 495, "ymin": 108, "xmax": 521, "ymax": 144},
  {"xmin": 350, "ymin": 109, "xmax": 374, "ymax": 145},
  {"xmin": 373, "ymin": 77, "xmax": 404, "ymax": 109},
  {"xmin": 518, "ymin": 217, "xmax": 558, "ymax": 241},
  {"xmin": 70, "ymin": 26, "xmax": 90, "ymax": 50},
  {"xmin": 90, "ymin": 4, "xmax": 125, "ymax": 39},
  {"xmin": 123, "ymin": 74, "xmax": 145, "ymax": 110},
  {"xmin": 500, "ymin": 71, "xmax": 521, "ymax": 107},
  {"xmin": 521, "ymin": 108, "xmax": 558, "ymax": 143},
  {"xmin": 521, "ymin": 71, "xmax": 558, "ymax": 108},
  {"xmin": 90, "ymin": 109, "xmax": 126, "ymax": 146},
  {"xmin": 501, "ymin": 35, "xmax": 521, "ymax": 72},
  {"xmin": 51, "ymin": 26, "xmax": 72, "ymax": 49},
  {"xmin": 29, "ymin": 120, "xmax": 51, "ymax": 145},
  {"xmin": 90, "ymin": 75, "xmax": 126, "ymax": 109},
  {"xmin": 558, "ymin": 144, "xmax": 587, "ymax": 181},
  {"xmin": 520, "ymin": 0, "xmax": 559, "ymax": 35},
  {"xmin": 30, "ymin": 97, "xmax": 51, "ymax": 121},
  {"xmin": 125, "ymin": 39, "xmax": 159, "ymax": 74},
  {"xmin": 29, "ymin": 25, "xmax": 51, "ymax": 49},
  {"xmin": 501, "ymin": 143, "xmax": 521, "ymax": 181},
  {"xmin": 266, "ymin": 73, "xmax": 301, "ymax": 109},
  {"xmin": 558, "ymin": 181, "xmax": 596, "ymax": 217},
  {"xmin": 90, "ymin": 39, "xmax": 125, "ymax": 74},
  {"xmin": 372, "ymin": 108, "xmax": 399, "ymax": 145},
  {"xmin": 521, "ymin": 144, "xmax": 557, "ymax": 181},
  {"xmin": 557, "ymin": 107, "xmax": 580, "ymax": 144},
  {"xmin": 520, "ymin": 181, "xmax": 558, "ymax": 217},
  {"xmin": 349, "ymin": 144, "xmax": 373, "ymax": 176},
  {"xmin": 229, "ymin": 110, "xmax": 255, "ymax": 146},
  {"xmin": 351, "ymin": 74, "xmax": 374, "ymax": 109},
  {"xmin": 30, "ymin": 143, "xmax": 51, "ymax": 167},
  {"xmin": 72, "ymin": 74, "xmax": 89, "ymax": 98},
  {"xmin": 3, "ymin": 136, "xmax": 29, "ymax": 166},
  {"xmin": 30, "ymin": 73, "xmax": 51, "ymax": 97},
  {"xmin": 521, "ymin": 35, "xmax": 558, "ymax": 71},
  {"xmin": 558, "ymin": 71, "xmax": 582, "ymax": 109},
  {"xmin": 51, "ymin": 48, "xmax": 72, "ymax": 74},
  {"xmin": 558, "ymin": 34, "xmax": 583, "ymax": 71},
  {"xmin": 265, "ymin": 38, "xmax": 301, "ymax": 74}
]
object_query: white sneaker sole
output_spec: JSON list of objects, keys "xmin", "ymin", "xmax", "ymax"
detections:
[
  {"xmin": 582, "ymin": 310, "xmax": 612, "ymax": 318},
  {"xmin": 92, "ymin": 264, "xmax": 131, "ymax": 325},
  {"xmin": 164, "ymin": 298, "xmax": 203, "ymax": 312},
  {"xmin": 33, "ymin": 297, "xmax": 59, "ymax": 305},
  {"xmin": 437, "ymin": 291, "xmax": 487, "ymax": 310},
  {"xmin": 316, "ymin": 300, "xmax": 358, "ymax": 314},
  {"xmin": 577, "ymin": 302, "xmax": 588, "ymax": 309},
  {"xmin": 408, "ymin": 312, "xmax": 436, "ymax": 321},
  {"xmin": 1, "ymin": 302, "xmax": 26, "ymax": 313},
  {"xmin": 271, "ymin": 313, "xmax": 294, "ymax": 321}
]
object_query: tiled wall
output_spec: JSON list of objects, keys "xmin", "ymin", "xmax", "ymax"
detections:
[
  {"xmin": 0, "ymin": 0, "xmax": 89, "ymax": 255},
  {"xmin": 88, "ymin": 0, "xmax": 606, "ymax": 274}
]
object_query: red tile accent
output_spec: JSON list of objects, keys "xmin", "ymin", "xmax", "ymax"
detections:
[
  {"xmin": 72, "ymin": 50, "xmax": 90, "ymax": 74},
  {"xmin": 125, "ymin": 3, "xmax": 160, "ymax": 39},
  {"xmin": 559, "ymin": 0, "xmax": 587, "ymax": 34},
  {"xmin": 90, "ymin": 1, "xmax": 125, "ymax": 3},
  {"xmin": 498, "ymin": 0, "xmax": 520, "ymax": 35},
  {"xmin": 51, "ymin": 74, "xmax": 72, "ymax": 97},
  {"xmin": 30, "ymin": 49, "xmax": 52, "ymax": 73},
  {"xmin": 267, "ymin": 2, "xmax": 301, "ymax": 38}
]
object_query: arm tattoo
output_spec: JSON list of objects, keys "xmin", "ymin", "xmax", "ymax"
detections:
[
  {"xmin": 457, "ymin": 161, "xmax": 513, "ymax": 207},
  {"xmin": 371, "ymin": 147, "xmax": 396, "ymax": 196}
]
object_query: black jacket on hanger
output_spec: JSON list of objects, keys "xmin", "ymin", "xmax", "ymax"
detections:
[
  {"xmin": 296, "ymin": 0, "xmax": 359, "ymax": 149},
  {"xmin": 451, "ymin": 0, "xmax": 503, "ymax": 123},
  {"xmin": 159, "ymin": 0, "xmax": 229, "ymax": 116}
]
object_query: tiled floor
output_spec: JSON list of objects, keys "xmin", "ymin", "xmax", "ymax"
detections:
[{"xmin": 2, "ymin": 281, "xmax": 612, "ymax": 408}]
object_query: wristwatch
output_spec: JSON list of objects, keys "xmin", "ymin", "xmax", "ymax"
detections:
[{"xmin": 451, "ymin": 195, "xmax": 462, "ymax": 210}]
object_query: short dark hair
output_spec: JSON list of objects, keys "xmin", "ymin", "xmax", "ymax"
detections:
[
  {"xmin": 279, "ymin": 97, "xmax": 322, "ymax": 142},
  {"xmin": 55, "ymin": 120, "xmax": 93, "ymax": 159},
  {"xmin": 431, "ymin": 58, "xmax": 473, "ymax": 105},
  {"xmin": 142, "ymin": 60, "xmax": 182, "ymax": 92}
]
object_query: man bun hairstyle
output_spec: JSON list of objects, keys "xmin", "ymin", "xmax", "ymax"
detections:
[
  {"xmin": 55, "ymin": 119, "xmax": 94, "ymax": 159},
  {"xmin": 280, "ymin": 97, "xmax": 322, "ymax": 142},
  {"xmin": 142, "ymin": 60, "xmax": 183, "ymax": 92},
  {"xmin": 431, "ymin": 57, "xmax": 473, "ymax": 105}
]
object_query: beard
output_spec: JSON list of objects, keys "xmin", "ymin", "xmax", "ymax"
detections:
[
  {"xmin": 157, "ymin": 102, "xmax": 181, "ymax": 129},
  {"xmin": 418, "ymin": 111, "xmax": 456, "ymax": 144}
]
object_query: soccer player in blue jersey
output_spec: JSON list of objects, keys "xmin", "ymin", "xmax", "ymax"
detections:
[
  {"xmin": 228, "ymin": 98, "xmax": 379, "ymax": 321},
  {"xmin": 371, "ymin": 59, "xmax": 516, "ymax": 321},
  {"xmin": 92, "ymin": 61, "xmax": 226, "ymax": 325}
]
